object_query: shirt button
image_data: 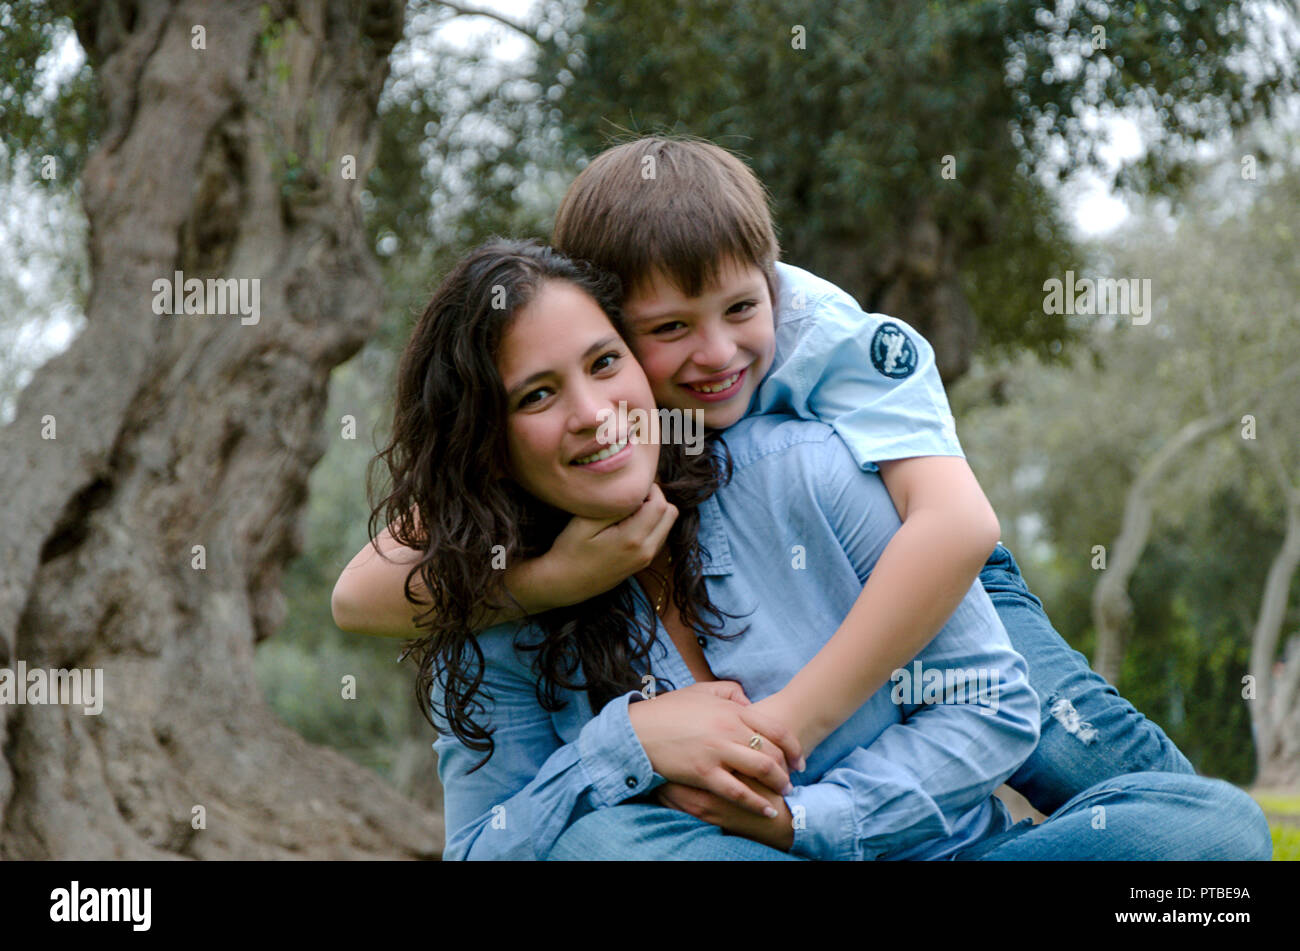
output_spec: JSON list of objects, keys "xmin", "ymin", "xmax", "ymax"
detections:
[
  {"xmin": 696, "ymin": 636, "xmax": 708, "ymax": 648},
  {"xmin": 625, "ymin": 776, "xmax": 638, "ymax": 788}
]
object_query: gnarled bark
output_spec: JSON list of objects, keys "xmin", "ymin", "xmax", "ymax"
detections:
[{"xmin": 0, "ymin": 0, "xmax": 441, "ymax": 859}]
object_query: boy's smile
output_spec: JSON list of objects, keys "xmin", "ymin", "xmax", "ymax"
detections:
[{"xmin": 622, "ymin": 256, "xmax": 776, "ymax": 430}]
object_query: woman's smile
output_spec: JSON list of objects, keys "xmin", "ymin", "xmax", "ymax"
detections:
[{"xmin": 569, "ymin": 438, "xmax": 631, "ymax": 469}]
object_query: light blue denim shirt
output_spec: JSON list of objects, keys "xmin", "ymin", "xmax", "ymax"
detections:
[
  {"xmin": 752, "ymin": 262, "xmax": 965, "ymax": 471},
  {"xmin": 433, "ymin": 416, "xmax": 1039, "ymax": 861}
]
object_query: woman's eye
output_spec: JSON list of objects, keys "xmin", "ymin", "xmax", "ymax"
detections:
[
  {"xmin": 518, "ymin": 387, "xmax": 551, "ymax": 408},
  {"xmin": 592, "ymin": 351, "xmax": 622, "ymax": 372}
]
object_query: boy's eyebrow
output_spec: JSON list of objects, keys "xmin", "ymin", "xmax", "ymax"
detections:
[
  {"xmin": 628, "ymin": 280, "xmax": 766, "ymax": 323},
  {"xmin": 505, "ymin": 335, "xmax": 622, "ymax": 400}
]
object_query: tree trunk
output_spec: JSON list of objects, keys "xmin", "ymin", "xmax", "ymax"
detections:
[
  {"xmin": 1090, "ymin": 411, "xmax": 1237, "ymax": 686},
  {"xmin": 1249, "ymin": 448, "xmax": 1300, "ymax": 788},
  {"xmin": 0, "ymin": 0, "xmax": 441, "ymax": 858}
]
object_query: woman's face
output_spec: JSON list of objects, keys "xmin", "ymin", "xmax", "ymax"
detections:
[{"xmin": 497, "ymin": 279, "xmax": 661, "ymax": 519}]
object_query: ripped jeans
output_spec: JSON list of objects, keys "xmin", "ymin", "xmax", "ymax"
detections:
[{"xmin": 979, "ymin": 543, "xmax": 1196, "ymax": 814}]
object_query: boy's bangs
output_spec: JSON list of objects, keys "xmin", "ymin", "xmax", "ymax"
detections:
[
  {"xmin": 636, "ymin": 206, "xmax": 770, "ymax": 299},
  {"xmin": 554, "ymin": 136, "xmax": 780, "ymax": 302}
]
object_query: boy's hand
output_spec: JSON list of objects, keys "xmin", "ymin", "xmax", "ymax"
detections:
[
  {"xmin": 626, "ymin": 681, "xmax": 803, "ymax": 817},
  {"xmin": 538, "ymin": 484, "xmax": 678, "ymax": 608},
  {"xmin": 656, "ymin": 775, "xmax": 796, "ymax": 852},
  {"xmin": 747, "ymin": 691, "xmax": 812, "ymax": 770}
]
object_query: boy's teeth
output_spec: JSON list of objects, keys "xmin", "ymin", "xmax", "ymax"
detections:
[
  {"xmin": 690, "ymin": 371, "xmax": 741, "ymax": 394},
  {"xmin": 573, "ymin": 440, "xmax": 627, "ymax": 465}
]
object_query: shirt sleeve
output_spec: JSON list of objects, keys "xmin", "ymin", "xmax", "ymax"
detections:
[
  {"xmin": 782, "ymin": 434, "xmax": 1039, "ymax": 861},
  {"xmin": 753, "ymin": 263, "xmax": 964, "ymax": 472},
  {"xmin": 432, "ymin": 623, "xmax": 661, "ymax": 861},
  {"xmin": 783, "ymin": 596, "xmax": 1040, "ymax": 861}
]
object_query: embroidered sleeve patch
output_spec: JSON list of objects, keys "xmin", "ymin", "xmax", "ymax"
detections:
[{"xmin": 869, "ymin": 322, "xmax": 918, "ymax": 379}]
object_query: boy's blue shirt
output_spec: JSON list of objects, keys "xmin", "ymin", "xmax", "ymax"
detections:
[
  {"xmin": 750, "ymin": 261, "xmax": 964, "ymax": 471},
  {"xmin": 432, "ymin": 417, "xmax": 1039, "ymax": 862}
]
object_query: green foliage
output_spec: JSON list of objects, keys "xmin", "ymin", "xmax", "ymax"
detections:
[
  {"xmin": 531, "ymin": 0, "xmax": 1297, "ymax": 367},
  {"xmin": 0, "ymin": 0, "xmax": 100, "ymax": 185}
]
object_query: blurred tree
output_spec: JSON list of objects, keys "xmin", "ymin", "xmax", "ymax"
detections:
[
  {"xmin": 526, "ymin": 0, "xmax": 1298, "ymax": 381},
  {"xmin": 0, "ymin": 0, "xmax": 441, "ymax": 859},
  {"xmin": 954, "ymin": 141, "xmax": 1300, "ymax": 782}
]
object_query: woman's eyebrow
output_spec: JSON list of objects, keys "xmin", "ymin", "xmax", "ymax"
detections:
[{"xmin": 505, "ymin": 335, "xmax": 621, "ymax": 401}]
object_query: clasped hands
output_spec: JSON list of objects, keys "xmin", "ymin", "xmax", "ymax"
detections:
[{"xmin": 626, "ymin": 680, "xmax": 807, "ymax": 852}]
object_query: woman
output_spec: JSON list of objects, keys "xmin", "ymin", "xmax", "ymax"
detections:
[{"xmin": 363, "ymin": 238, "xmax": 1270, "ymax": 861}]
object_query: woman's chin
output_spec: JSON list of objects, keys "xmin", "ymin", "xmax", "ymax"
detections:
[{"xmin": 572, "ymin": 490, "xmax": 653, "ymax": 520}]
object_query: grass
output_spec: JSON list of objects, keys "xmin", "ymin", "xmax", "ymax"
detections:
[{"xmin": 1250, "ymin": 790, "xmax": 1300, "ymax": 861}]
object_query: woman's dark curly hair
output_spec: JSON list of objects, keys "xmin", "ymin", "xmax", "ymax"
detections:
[{"xmin": 367, "ymin": 238, "xmax": 741, "ymax": 770}]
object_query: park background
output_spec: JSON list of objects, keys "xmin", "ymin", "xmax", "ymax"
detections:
[{"xmin": 1, "ymin": 0, "xmax": 1298, "ymax": 858}]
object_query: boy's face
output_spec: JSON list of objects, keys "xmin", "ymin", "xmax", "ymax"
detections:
[{"xmin": 621, "ymin": 256, "xmax": 776, "ymax": 431}]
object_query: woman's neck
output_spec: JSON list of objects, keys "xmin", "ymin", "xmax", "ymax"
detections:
[{"xmin": 634, "ymin": 543, "xmax": 673, "ymax": 612}]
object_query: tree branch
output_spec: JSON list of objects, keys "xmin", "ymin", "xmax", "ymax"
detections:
[
  {"xmin": 1090, "ymin": 360, "xmax": 1300, "ymax": 685},
  {"xmin": 433, "ymin": 0, "xmax": 548, "ymax": 47}
]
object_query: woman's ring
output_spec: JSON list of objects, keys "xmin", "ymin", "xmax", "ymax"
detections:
[{"xmin": 749, "ymin": 735, "xmax": 763, "ymax": 750}]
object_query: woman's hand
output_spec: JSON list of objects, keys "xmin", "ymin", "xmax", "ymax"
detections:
[
  {"xmin": 655, "ymin": 775, "xmax": 796, "ymax": 852},
  {"xmin": 627, "ymin": 680, "xmax": 803, "ymax": 817},
  {"xmin": 536, "ymin": 484, "xmax": 678, "ymax": 609}
]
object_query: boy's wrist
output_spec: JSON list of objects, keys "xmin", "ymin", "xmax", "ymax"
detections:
[
  {"xmin": 504, "ymin": 554, "xmax": 564, "ymax": 614},
  {"xmin": 756, "ymin": 688, "xmax": 823, "ymax": 759}
]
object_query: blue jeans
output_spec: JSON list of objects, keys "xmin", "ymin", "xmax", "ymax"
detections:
[
  {"xmin": 979, "ymin": 543, "xmax": 1196, "ymax": 813},
  {"xmin": 545, "ymin": 543, "xmax": 1272, "ymax": 860},
  {"xmin": 545, "ymin": 772, "xmax": 1272, "ymax": 860}
]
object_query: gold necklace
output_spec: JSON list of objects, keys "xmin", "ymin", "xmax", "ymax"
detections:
[{"xmin": 653, "ymin": 552, "xmax": 673, "ymax": 617}]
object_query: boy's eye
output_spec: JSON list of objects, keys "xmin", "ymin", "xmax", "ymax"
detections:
[
  {"xmin": 727, "ymin": 300, "xmax": 757, "ymax": 316},
  {"xmin": 650, "ymin": 320, "xmax": 686, "ymax": 335}
]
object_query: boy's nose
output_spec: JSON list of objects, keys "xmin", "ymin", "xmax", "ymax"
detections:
[{"xmin": 692, "ymin": 328, "xmax": 737, "ymax": 371}]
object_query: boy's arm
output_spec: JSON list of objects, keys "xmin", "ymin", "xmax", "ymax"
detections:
[
  {"xmin": 330, "ymin": 523, "xmax": 550, "ymax": 636},
  {"xmin": 751, "ymin": 267, "xmax": 999, "ymax": 753},
  {"xmin": 782, "ymin": 588, "xmax": 1039, "ymax": 861},
  {"xmin": 757, "ymin": 455, "xmax": 999, "ymax": 752},
  {"xmin": 331, "ymin": 486, "xmax": 678, "ymax": 637},
  {"xmin": 660, "ymin": 580, "xmax": 1039, "ymax": 861}
]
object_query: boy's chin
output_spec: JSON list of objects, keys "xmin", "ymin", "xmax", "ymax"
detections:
[{"xmin": 698, "ymin": 402, "xmax": 747, "ymax": 430}]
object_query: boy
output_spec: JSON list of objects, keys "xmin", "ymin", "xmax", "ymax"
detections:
[{"xmin": 334, "ymin": 135, "xmax": 1196, "ymax": 821}]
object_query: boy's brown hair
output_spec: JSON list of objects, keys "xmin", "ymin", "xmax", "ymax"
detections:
[{"xmin": 552, "ymin": 136, "xmax": 780, "ymax": 305}]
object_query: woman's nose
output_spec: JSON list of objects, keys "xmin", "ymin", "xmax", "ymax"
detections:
[{"xmin": 567, "ymin": 383, "xmax": 618, "ymax": 432}]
